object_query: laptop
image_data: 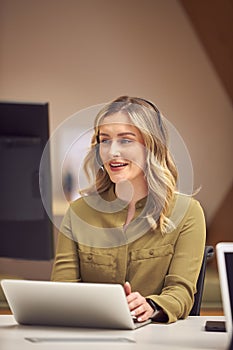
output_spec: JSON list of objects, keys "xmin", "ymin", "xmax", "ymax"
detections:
[
  {"xmin": 216, "ymin": 242, "xmax": 233, "ymax": 337},
  {"xmin": 1, "ymin": 279, "xmax": 151, "ymax": 330}
]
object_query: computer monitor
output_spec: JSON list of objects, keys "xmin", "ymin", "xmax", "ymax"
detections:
[
  {"xmin": 0, "ymin": 101, "xmax": 54, "ymax": 260},
  {"xmin": 216, "ymin": 242, "xmax": 233, "ymax": 335}
]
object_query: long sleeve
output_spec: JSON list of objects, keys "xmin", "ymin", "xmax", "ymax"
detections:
[
  {"xmin": 146, "ymin": 199, "xmax": 206, "ymax": 323},
  {"xmin": 51, "ymin": 208, "xmax": 81, "ymax": 282}
]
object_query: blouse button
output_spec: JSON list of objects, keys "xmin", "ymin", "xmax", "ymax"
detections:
[
  {"xmin": 87, "ymin": 255, "xmax": 92, "ymax": 261},
  {"xmin": 149, "ymin": 249, "xmax": 154, "ymax": 256}
]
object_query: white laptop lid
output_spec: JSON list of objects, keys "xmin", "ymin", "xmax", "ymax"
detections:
[
  {"xmin": 1, "ymin": 279, "xmax": 150, "ymax": 330},
  {"xmin": 216, "ymin": 242, "xmax": 233, "ymax": 335}
]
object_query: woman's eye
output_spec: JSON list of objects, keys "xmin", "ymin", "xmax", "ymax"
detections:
[
  {"xmin": 99, "ymin": 138, "xmax": 133, "ymax": 145},
  {"xmin": 120, "ymin": 139, "xmax": 133, "ymax": 144},
  {"xmin": 100, "ymin": 139, "xmax": 111, "ymax": 144}
]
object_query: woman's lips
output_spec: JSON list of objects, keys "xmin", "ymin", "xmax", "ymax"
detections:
[{"xmin": 109, "ymin": 161, "xmax": 128, "ymax": 171}]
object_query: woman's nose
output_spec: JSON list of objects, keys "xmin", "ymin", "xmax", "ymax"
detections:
[{"xmin": 109, "ymin": 140, "xmax": 121, "ymax": 157}]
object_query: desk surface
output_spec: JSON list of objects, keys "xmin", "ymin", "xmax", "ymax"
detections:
[{"xmin": 0, "ymin": 315, "xmax": 230, "ymax": 350}]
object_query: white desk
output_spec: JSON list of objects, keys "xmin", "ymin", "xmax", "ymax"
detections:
[{"xmin": 0, "ymin": 315, "xmax": 230, "ymax": 350}]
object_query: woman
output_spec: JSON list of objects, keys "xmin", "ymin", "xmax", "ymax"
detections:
[{"xmin": 51, "ymin": 96, "xmax": 206, "ymax": 323}]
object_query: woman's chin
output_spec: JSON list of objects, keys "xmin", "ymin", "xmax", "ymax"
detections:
[{"xmin": 109, "ymin": 172, "xmax": 127, "ymax": 183}]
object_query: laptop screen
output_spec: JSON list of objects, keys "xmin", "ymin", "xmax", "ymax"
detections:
[
  {"xmin": 217, "ymin": 242, "xmax": 233, "ymax": 338},
  {"xmin": 225, "ymin": 252, "xmax": 233, "ymax": 324}
]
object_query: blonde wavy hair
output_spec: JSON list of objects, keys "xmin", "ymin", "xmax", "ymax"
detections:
[{"xmin": 80, "ymin": 96, "xmax": 178, "ymax": 233}]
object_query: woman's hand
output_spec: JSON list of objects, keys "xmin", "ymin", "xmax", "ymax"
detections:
[{"xmin": 124, "ymin": 281, "xmax": 154, "ymax": 322}]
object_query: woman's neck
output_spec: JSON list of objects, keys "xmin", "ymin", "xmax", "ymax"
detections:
[
  {"xmin": 115, "ymin": 178, "xmax": 148, "ymax": 208},
  {"xmin": 114, "ymin": 177, "xmax": 148, "ymax": 228}
]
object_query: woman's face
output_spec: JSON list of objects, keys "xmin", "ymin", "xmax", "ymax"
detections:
[{"xmin": 98, "ymin": 112, "xmax": 147, "ymax": 187}]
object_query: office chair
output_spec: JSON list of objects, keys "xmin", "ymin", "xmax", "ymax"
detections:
[{"xmin": 189, "ymin": 245, "xmax": 214, "ymax": 316}]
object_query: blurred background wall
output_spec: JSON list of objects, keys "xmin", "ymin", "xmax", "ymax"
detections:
[{"xmin": 0, "ymin": 0, "xmax": 232, "ymax": 279}]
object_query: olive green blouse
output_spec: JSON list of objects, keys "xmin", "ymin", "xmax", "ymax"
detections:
[{"xmin": 51, "ymin": 188, "xmax": 206, "ymax": 323}]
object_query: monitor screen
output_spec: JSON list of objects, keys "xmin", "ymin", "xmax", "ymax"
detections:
[
  {"xmin": 0, "ymin": 102, "xmax": 54, "ymax": 260},
  {"xmin": 225, "ymin": 252, "xmax": 233, "ymax": 323}
]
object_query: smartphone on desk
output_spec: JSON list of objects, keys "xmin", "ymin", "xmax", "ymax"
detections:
[{"xmin": 205, "ymin": 320, "xmax": 226, "ymax": 332}]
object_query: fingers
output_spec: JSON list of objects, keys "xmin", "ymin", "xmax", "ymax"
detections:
[
  {"xmin": 124, "ymin": 281, "xmax": 131, "ymax": 296},
  {"xmin": 133, "ymin": 307, "xmax": 154, "ymax": 322},
  {"xmin": 124, "ymin": 283, "xmax": 154, "ymax": 322},
  {"xmin": 131, "ymin": 302, "xmax": 153, "ymax": 322},
  {"xmin": 126, "ymin": 290, "xmax": 154, "ymax": 322}
]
